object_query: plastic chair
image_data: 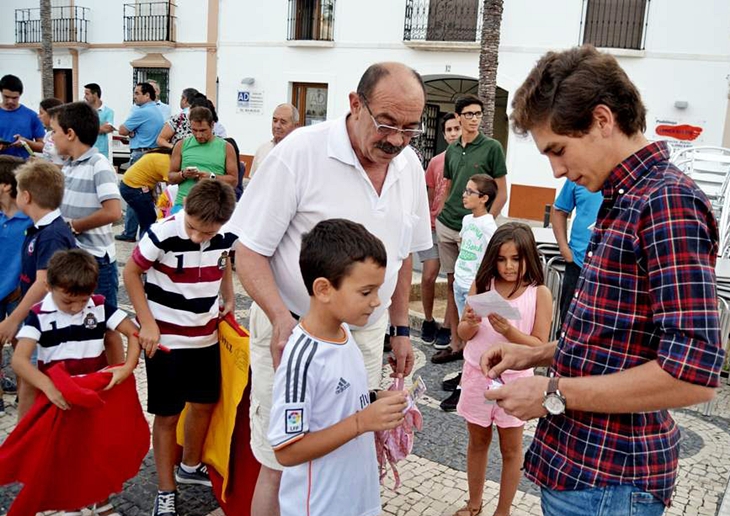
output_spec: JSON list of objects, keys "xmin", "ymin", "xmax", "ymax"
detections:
[{"xmin": 672, "ymin": 146, "xmax": 730, "ymax": 218}]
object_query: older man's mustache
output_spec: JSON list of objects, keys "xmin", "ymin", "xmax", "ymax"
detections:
[{"xmin": 375, "ymin": 142, "xmax": 405, "ymax": 155}]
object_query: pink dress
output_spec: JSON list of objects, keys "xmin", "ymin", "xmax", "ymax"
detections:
[{"xmin": 457, "ymin": 283, "xmax": 537, "ymax": 428}]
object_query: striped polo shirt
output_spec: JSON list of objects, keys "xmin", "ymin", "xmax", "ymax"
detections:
[
  {"xmin": 60, "ymin": 147, "xmax": 121, "ymax": 260},
  {"xmin": 131, "ymin": 211, "xmax": 238, "ymax": 349},
  {"xmin": 17, "ymin": 293, "xmax": 127, "ymax": 376}
]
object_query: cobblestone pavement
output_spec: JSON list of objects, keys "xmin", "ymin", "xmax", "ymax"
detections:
[{"xmin": 1, "ymin": 238, "xmax": 730, "ymax": 515}]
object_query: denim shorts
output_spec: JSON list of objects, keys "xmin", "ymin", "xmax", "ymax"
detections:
[
  {"xmin": 453, "ymin": 281, "xmax": 470, "ymax": 319},
  {"xmin": 541, "ymin": 485, "xmax": 665, "ymax": 516}
]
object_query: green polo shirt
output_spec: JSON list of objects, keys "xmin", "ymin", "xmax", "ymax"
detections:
[{"xmin": 437, "ymin": 132, "xmax": 507, "ymax": 231}]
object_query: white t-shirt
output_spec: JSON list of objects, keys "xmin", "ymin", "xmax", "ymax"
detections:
[
  {"xmin": 268, "ymin": 324, "xmax": 380, "ymax": 516},
  {"xmin": 229, "ymin": 115, "xmax": 432, "ymax": 327},
  {"xmin": 454, "ymin": 213, "xmax": 497, "ymax": 290}
]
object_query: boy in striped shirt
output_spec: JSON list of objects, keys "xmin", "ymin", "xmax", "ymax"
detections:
[
  {"xmin": 123, "ymin": 180, "xmax": 238, "ymax": 516},
  {"xmin": 12, "ymin": 248, "xmax": 141, "ymax": 516}
]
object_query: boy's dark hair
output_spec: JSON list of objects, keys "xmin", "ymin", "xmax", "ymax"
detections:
[
  {"xmin": 474, "ymin": 222, "xmax": 544, "ymax": 298},
  {"xmin": 15, "ymin": 160, "xmax": 66, "ymax": 209},
  {"xmin": 0, "ymin": 75, "xmax": 23, "ymax": 94},
  {"xmin": 40, "ymin": 97, "xmax": 63, "ymax": 112},
  {"xmin": 300, "ymin": 219, "xmax": 387, "ymax": 295},
  {"xmin": 189, "ymin": 106, "xmax": 214, "ymax": 125},
  {"xmin": 510, "ymin": 45, "xmax": 647, "ymax": 137},
  {"xmin": 137, "ymin": 82, "xmax": 156, "ymax": 101},
  {"xmin": 84, "ymin": 83, "xmax": 102, "ymax": 98},
  {"xmin": 0, "ymin": 156, "xmax": 24, "ymax": 199},
  {"xmin": 469, "ymin": 174, "xmax": 498, "ymax": 212},
  {"xmin": 455, "ymin": 94, "xmax": 484, "ymax": 114},
  {"xmin": 47, "ymin": 249, "xmax": 99, "ymax": 296},
  {"xmin": 48, "ymin": 101, "xmax": 100, "ymax": 147},
  {"xmin": 184, "ymin": 180, "xmax": 236, "ymax": 225},
  {"xmin": 440, "ymin": 112, "xmax": 457, "ymax": 133}
]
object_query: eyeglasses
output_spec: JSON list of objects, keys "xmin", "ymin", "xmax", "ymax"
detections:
[
  {"xmin": 460, "ymin": 111, "xmax": 483, "ymax": 120},
  {"xmin": 463, "ymin": 188, "xmax": 483, "ymax": 196},
  {"xmin": 360, "ymin": 95, "xmax": 424, "ymax": 139}
]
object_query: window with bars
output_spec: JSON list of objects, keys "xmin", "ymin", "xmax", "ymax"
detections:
[
  {"xmin": 287, "ymin": 0, "xmax": 335, "ymax": 41},
  {"xmin": 581, "ymin": 0, "xmax": 649, "ymax": 50},
  {"xmin": 132, "ymin": 68, "xmax": 170, "ymax": 104}
]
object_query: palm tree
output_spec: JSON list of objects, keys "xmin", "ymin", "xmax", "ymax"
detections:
[
  {"xmin": 40, "ymin": 0, "xmax": 53, "ymax": 98},
  {"xmin": 477, "ymin": 0, "xmax": 504, "ymax": 139}
]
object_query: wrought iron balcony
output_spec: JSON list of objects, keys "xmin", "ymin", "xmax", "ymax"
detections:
[
  {"xmin": 123, "ymin": 2, "xmax": 176, "ymax": 43},
  {"xmin": 287, "ymin": 0, "xmax": 336, "ymax": 41},
  {"xmin": 15, "ymin": 6, "xmax": 89, "ymax": 44},
  {"xmin": 581, "ymin": 0, "xmax": 649, "ymax": 50},
  {"xmin": 403, "ymin": 0, "xmax": 483, "ymax": 43}
]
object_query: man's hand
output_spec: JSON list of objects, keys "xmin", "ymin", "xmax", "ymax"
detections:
[
  {"xmin": 559, "ymin": 245, "xmax": 574, "ymax": 263},
  {"xmin": 10, "ymin": 135, "xmax": 23, "ymax": 147},
  {"xmin": 484, "ymin": 375, "xmax": 549, "ymax": 420},
  {"xmin": 388, "ymin": 336, "xmax": 414, "ymax": 379},
  {"xmin": 480, "ymin": 342, "xmax": 541, "ymax": 379},
  {"xmin": 0, "ymin": 319, "xmax": 19, "ymax": 345},
  {"xmin": 358, "ymin": 393, "xmax": 407, "ymax": 432},
  {"xmin": 138, "ymin": 322, "xmax": 161, "ymax": 358},
  {"xmin": 270, "ymin": 315, "xmax": 298, "ymax": 370}
]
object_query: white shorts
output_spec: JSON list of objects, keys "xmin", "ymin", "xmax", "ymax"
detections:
[{"xmin": 248, "ymin": 302, "xmax": 389, "ymax": 470}]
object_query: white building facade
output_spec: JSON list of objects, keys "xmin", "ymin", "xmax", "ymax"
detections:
[{"xmin": 2, "ymin": 0, "xmax": 730, "ymax": 219}]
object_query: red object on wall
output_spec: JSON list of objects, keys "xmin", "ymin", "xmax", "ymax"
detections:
[{"xmin": 655, "ymin": 124, "xmax": 703, "ymax": 141}]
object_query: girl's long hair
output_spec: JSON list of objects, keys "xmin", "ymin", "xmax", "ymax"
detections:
[{"xmin": 474, "ymin": 222, "xmax": 544, "ymax": 297}]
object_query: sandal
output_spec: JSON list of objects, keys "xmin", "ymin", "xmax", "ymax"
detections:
[{"xmin": 452, "ymin": 501, "xmax": 483, "ymax": 516}]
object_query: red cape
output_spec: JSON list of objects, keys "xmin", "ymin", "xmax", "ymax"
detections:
[{"xmin": 0, "ymin": 364, "xmax": 150, "ymax": 516}]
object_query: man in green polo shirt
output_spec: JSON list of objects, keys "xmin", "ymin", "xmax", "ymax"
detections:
[{"xmin": 433, "ymin": 95, "xmax": 507, "ymax": 381}]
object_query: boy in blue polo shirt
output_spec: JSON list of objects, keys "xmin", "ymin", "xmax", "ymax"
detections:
[
  {"xmin": 0, "ymin": 155, "xmax": 33, "ymax": 415},
  {"xmin": 0, "ymin": 160, "xmax": 76, "ymax": 417}
]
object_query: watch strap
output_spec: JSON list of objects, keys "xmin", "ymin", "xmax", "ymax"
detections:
[
  {"xmin": 389, "ymin": 325, "xmax": 410, "ymax": 337},
  {"xmin": 547, "ymin": 376, "xmax": 560, "ymax": 395}
]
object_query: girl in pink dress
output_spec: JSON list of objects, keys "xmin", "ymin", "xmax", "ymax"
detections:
[{"xmin": 452, "ymin": 223, "xmax": 552, "ymax": 516}]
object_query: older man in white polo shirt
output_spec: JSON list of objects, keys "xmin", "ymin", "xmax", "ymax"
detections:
[{"xmin": 230, "ymin": 62, "xmax": 431, "ymax": 516}]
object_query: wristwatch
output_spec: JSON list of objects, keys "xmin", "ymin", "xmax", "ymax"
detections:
[
  {"xmin": 542, "ymin": 377, "xmax": 566, "ymax": 416},
  {"xmin": 389, "ymin": 325, "xmax": 410, "ymax": 338}
]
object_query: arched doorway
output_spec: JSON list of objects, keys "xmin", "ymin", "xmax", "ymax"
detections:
[{"xmin": 415, "ymin": 74, "xmax": 508, "ymax": 167}]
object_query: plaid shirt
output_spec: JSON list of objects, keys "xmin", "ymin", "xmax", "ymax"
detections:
[{"xmin": 524, "ymin": 141, "xmax": 725, "ymax": 505}]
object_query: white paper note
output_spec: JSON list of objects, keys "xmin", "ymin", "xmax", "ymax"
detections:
[{"xmin": 466, "ymin": 290, "xmax": 522, "ymax": 320}]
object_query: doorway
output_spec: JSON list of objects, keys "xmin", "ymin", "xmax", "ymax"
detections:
[{"xmin": 53, "ymin": 69, "xmax": 73, "ymax": 103}]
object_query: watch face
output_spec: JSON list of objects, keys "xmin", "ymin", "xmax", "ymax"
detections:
[{"xmin": 544, "ymin": 394, "xmax": 565, "ymax": 415}]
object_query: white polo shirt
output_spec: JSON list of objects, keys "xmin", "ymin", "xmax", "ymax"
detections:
[{"xmin": 230, "ymin": 115, "xmax": 431, "ymax": 327}]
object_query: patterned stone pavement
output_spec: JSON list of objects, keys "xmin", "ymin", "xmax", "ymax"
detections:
[{"xmin": 1, "ymin": 236, "xmax": 730, "ymax": 515}]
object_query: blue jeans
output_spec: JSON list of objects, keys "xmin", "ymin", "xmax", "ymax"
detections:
[
  {"xmin": 120, "ymin": 182, "xmax": 156, "ymax": 238},
  {"xmin": 453, "ymin": 281, "xmax": 469, "ymax": 319},
  {"xmin": 94, "ymin": 255, "xmax": 119, "ymax": 309},
  {"xmin": 120, "ymin": 150, "xmax": 146, "ymax": 239},
  {"xmin": 541, "ymin": 486, "xmax": 665, "ymax": 516}
]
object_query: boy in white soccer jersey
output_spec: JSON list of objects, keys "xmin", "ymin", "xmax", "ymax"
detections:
[{"xmin": 268, "ymin": 218, "xmax": 408, "ymax": 516}]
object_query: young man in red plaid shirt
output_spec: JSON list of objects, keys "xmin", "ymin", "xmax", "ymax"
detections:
[{"xmin": 482, "ymin": 45, "xmax": 725, "ymax": 515}]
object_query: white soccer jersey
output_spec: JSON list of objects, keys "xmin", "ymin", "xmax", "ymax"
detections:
[{"xmin": 268, "ymin": 324, "xmax": 380, "ymax": 516}]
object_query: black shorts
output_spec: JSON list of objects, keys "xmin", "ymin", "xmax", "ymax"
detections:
[{"xmin": 145, "ymin": 343, "xmax": 221, "ymax": 416}]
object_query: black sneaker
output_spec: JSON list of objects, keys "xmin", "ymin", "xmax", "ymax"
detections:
[
  {"xmin": 175, "ymin": 463, "xmax": 212, "ymax": 487},
  {"xmin": 442, "ymin": 372, "xmax": 462, "ymax": 392},
  {"xmin": 383, "ymin": 333, "xmax": 392, "ymax": 353},
  {"xmin": 433, "ymin": 327, "xmax": 451, "ymax": 350},
  {"xmin": 1, "ymin": 377, "xmax": 17, "ymax": 394},
  {"xmin": 152, "ymin": 490, "xmax": 177, "ymax": 516},
  {"xmin": 420, "ymin": 319, "xmax": 438, "ymax": 343},
  {"xmin": 440, "ymin": 389, "xmax": 461, "ymax": 412}
]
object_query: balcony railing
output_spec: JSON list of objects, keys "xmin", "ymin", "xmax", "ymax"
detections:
[
  {"xmin": 123, "ymin": 2, "xmax": 176, "ymax": 43},
  {"xmin": 287, "ymin": 0, "xmax": 336, "ymax": 41},
  {"xmin": 404, "ymin": 0, "xmax": 483, "ymax": 43},
  {"xmin": 581, "ymin": 0, "xmax": 649, "ymax": 50},
  {"xmin": 15, "ymin": 6, "xmax": 89, "ymax": 44}
]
